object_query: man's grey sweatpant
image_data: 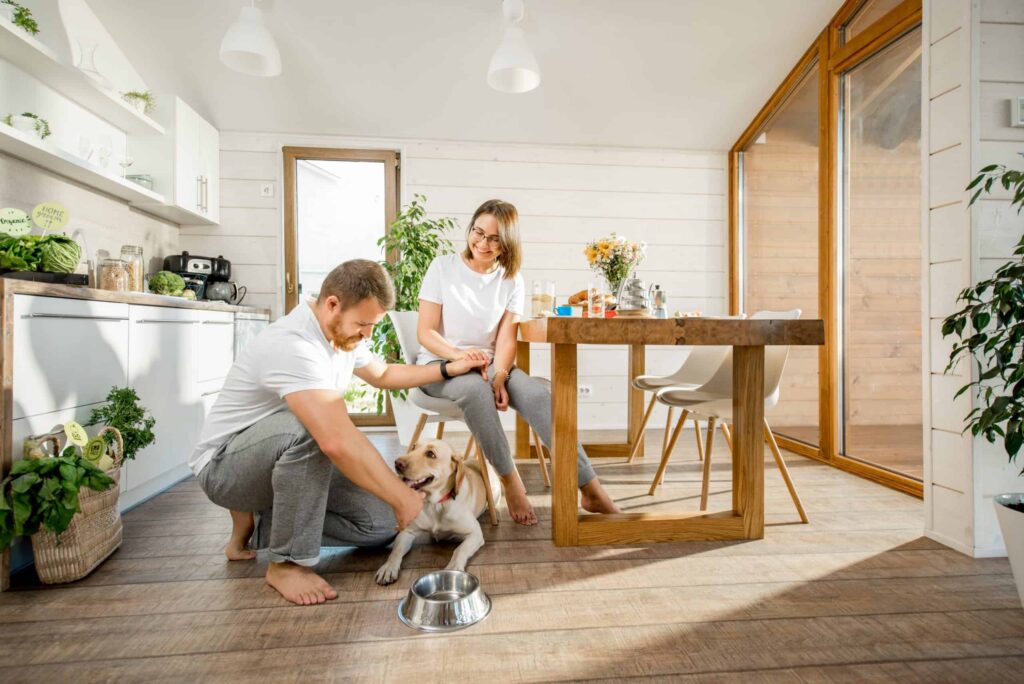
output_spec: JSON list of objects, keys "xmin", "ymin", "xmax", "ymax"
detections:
[
  {"xmin": 421, "ymin": 361, "xmax": 597, "ymax": 487},
  {"xmin": 197, "ymin": 410, "xmax": 396, "ymax": 566}
]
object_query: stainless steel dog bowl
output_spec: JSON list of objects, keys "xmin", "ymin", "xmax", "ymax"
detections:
[{"xmin": 398, "ymin": 570, "xmax": 491, "ymax": 632}]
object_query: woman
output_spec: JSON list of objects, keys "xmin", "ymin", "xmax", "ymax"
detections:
[{"xmin": 417, "ymin": 199, "xmax": 619, "ymax": 525}]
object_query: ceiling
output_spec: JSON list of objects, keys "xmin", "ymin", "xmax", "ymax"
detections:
[{"xmin": 88, "ymin": 0, "xmax": 843, "ymax": 151}]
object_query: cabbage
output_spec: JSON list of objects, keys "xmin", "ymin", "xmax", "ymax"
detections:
[{"xmin": 39, "ymin": 235, "xmax": 81, "ymax": 273}]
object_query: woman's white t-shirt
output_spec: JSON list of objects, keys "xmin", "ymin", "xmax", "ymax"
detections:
[{"xmin": 416, "ymin": 253, "xmax": 524, "ymax": 364}]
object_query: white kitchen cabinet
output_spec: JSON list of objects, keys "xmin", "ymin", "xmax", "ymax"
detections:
[
  {"xmin": 11, "ymin": 296, "xmax": 129, "ymax": 420},
  {"xmin": 132, "ymin": 96, "xmax": 220, "ymax": 225},
  {"xmin": 197, "ymin": 312, "xmax": 235, "ymax": 384}
]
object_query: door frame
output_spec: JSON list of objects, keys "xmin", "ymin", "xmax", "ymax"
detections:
[{"xmin": 282, "ymin": 146, "xmax": 400, "ymax": 427}]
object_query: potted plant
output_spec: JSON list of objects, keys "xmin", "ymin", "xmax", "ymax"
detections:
[
  {"xmin": 370, "ymin": 194, "xmax": 457, "ymax": 443},
  {"xmin": 120, "ymin": 90, "xmax": 156, "ymax": 115},
  {"xmin": 0, "ymin": 0, "xmax": 39, "ymax": 35},
  {"xmin": 942, "ymin": 164, "xmax": 1024, "ymax": 606},
  {"xmin": 2, "ymin": 112, "xmax": 51, "ymax": 140}
]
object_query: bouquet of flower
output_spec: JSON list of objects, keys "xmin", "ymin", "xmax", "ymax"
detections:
[{"xmin": 584, "ymin": 234, "xmax": 646, "ymax": 295}]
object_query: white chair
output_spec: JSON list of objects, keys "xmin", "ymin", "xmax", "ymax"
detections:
[
  {"xmin": 647, "ymin": 309, "xmax": 808, "ymax": 524},
  {"xmin": 387, "ymin": 312, "xmax": 552, "ymax": 525},
  {"xmin": 627, "ymin": 314, "xmax": 747, "ymax": 465}
]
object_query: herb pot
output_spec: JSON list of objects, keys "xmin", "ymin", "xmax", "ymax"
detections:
[
  {"xmin": 994, "ymin": 493, "xmax": 1024, "ymax": 608},
  {"xmin": 8, "ymin": 114, "xmax": 37, "ymax": 138}
]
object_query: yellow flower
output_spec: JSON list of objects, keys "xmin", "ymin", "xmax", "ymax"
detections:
[{"xmin": 598, "ymin": 240, "xmax": 609, "ymax": 250}]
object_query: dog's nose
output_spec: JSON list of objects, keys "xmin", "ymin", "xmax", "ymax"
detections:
[{"xmin": 395, "ymin": 459, "xmax": 406, "ymax": 473}]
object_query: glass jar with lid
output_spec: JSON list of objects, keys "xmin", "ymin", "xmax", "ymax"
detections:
[
  {"xmin": 98, "ymin": 258, "xmax": 130, "ymax": 292},
  {"xmin": 119, "ymin": 245, "xmax": 144, "ymax": 292}
]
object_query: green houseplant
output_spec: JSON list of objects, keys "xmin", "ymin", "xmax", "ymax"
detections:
[
  {"xmin": 121, "ymin": 90, "xmax": 156, "ymax": 115},
  {"xmin": 0, "ymin": 1, "xmax": 40, "ymax": 36},
  {"xmin": 86, "ymin": 386, "xmax": 156, "ymax": 461},
  {"xmin": 3, "ymin": 112, "xmax": 51, "ymax": 140},
  {"xmin": 941, "ymin": 163, "xmax": 1024, "ymax": 606},
  {"xmin": 369, "ymin": 194, "xmax": 457, "ymax": 414}
]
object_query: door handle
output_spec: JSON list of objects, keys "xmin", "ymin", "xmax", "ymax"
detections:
[
  {"xmin": 135, "ymin": 319, "xmax": 200, "ymax": 324},
  {"xmin": 285, "ymin": 271, "xmax": 295, "ymax": 294},
  {"xmin": 21, "ymin": 313, "xmax": 129, "ymax": 322}
]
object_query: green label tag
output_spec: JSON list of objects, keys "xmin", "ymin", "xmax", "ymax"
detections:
[
  {"xmin": 64, "ymin": 421, "xmax": 89, "ymax": 447},
  {"xmin": 0, "ymin": 208, "xmax": 32, "ymax": 237},
  {"xmin": 84, "ymin": 436, "xmax": 106, "ymax": 463},
  {"xmin": 32, "ymin": 202, "xmax": 68, "ymax": 230}
]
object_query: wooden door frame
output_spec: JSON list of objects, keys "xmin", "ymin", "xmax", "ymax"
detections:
[
  {"xmin": 728, "ymin": 0, "xmax": 924, "ymax": 498},
  {"xmin": 282, "ymin": 146, "xmax": 400, "ymax": 427}
]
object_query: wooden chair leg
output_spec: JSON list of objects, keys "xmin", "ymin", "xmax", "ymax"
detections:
[
  {"xmin": 627, "ymin": 394, "xmax": 657, "ymax": 463},
  {"xmin": 764, "ymin": 420, "xmax": 809, "ymax": 524},
  {"xmin": 699, "ymin": 416, "xmax": 716, "ymax": 511},
  {"xmin": 693, "ymin": 415, "xmax": 704, "ymax": 462},
  {"xmin": 720, "ymin": 421, "xmax": 733, "ymax": 453},
  {"xmin": 462, "ymin": 435, "xmax": 475, "ymax": 461},
  {"xmin": 408, "ymin": 413, "xmax": 428, "ymax": 450},
  {"xmin": 657, "ymin": 407, "xmax": 674, "ymax": 484},
  {"xmin": 649, "ymin": 409, "xmax": 688, "ymax": 495},
  {"xmin": 475, "ymin": 443, "xmax": 499, "ymax": 526},
  {"xmin": 435, "ymin": 421, "xmax": 445, "ymax": 440},
  {"xmin": 531, "ymin": 429, "xmax": 551, "ymax": 488}
]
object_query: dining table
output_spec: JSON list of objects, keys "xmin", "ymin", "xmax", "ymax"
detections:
[{"xmin": 515, "ymin": 316, "xmax": 825, "ymax": 547}]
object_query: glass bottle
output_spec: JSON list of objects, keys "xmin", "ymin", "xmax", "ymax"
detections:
[{"xmin": 120, "ymin": 245, "xmax": 144, "ymax": 292}]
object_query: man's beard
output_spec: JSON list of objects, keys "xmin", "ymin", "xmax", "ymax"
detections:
[{"xmin": 337, "ymin": 335, "xmax": 362, "ymax": 351}]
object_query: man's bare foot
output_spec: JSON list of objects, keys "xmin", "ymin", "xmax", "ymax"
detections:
[
  {"xmin": 581, "ymin": 480, "xmax": 620, "ymax": 514},
  {"xmin": 226, "ymin": 510, "xmax": 257, "ymax": 561},
  {"xmin": 265, "ymin": 562, "xmax": 338, "ymax": 606},
  {"xmin": 500, "ymin": 472, "xmax": 537, "ymax": 525}
]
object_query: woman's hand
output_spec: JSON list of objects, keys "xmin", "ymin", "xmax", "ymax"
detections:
[
  {"xmin": 455, "ymin": 348, "xmax": 490, "ymax": 380},
  {"xmin": 492, "ymin": 378, "xmax": 509, "ymax": 411}
]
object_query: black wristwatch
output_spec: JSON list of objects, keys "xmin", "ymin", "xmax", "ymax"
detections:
[{"xmin": 439, "ymin": 360, "xmax": 452, "ymax": 380}]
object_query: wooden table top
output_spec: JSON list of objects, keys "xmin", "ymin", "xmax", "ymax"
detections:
[{"xmin": 519, "ymin": 316, "xmax": 825, "ymax": 346}]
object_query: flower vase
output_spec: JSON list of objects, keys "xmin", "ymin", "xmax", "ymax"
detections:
[{"xmin": 607, "ymin": 276, "xmax": 625, "ymax": 309}]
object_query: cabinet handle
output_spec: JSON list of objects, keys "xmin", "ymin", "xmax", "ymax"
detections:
[
  {"xmin": 135, "ymin": 319, "xmax": 200, "ymax": 324},
  {"xmin": 285, "ymin": 271, "xmax": 295, "ymax": 294},
  {"xmin": 200, "ymin": 320, "xmax": 234, "ymax": 325},
  {"xmin": 21, "ymin": 313, "xmax": 129, "ymax": 322},
  {"xmin": 201, "ymin": 389, "xmax": 221, "ymax": 397},
  {"xmin": 200, "ymin": 176, "xmax": 207, "ymax": 212},
  {"xmin": 197, "ymin": 176, "xmax": 203, "ymax": 211},
  {"xmin": 204, "ymin": 176, "xmax": 209, "ymax": 213}
]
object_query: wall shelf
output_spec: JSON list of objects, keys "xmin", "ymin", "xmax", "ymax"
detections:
[
  {"xmin": 0, "ymin": 20, "xmax": 164, "ymax": 135},
  {"xmin": 0, "ymin": 121, "xmax": 165, "ymax": 205}
]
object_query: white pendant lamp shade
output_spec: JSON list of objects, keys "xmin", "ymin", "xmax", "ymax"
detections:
[
  {"xmin": 488, "ymin": 0, "xmax": 540, "ymax": 93},
  {"xmin": 219, "ymin": 5, "xmax": 281, "ymax": 77}
]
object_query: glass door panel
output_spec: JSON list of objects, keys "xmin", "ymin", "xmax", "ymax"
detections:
[{"xmin": 840, "ymin": 27, "xmax": 922, "ymax": 479}]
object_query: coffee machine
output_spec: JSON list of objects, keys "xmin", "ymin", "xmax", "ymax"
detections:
[{"xmin": 163, "ymin": 251, "xmax": 232, "ymax": 301}]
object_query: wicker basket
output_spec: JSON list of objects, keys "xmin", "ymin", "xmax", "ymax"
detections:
[{"xmin": 29, "ymin": 427, "xmax": 125, "ymax": 584}]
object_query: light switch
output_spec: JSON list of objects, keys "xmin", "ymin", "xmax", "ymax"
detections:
[
  {"xmin": 1012, "ymin": 97, "xmax": 1024, "ymax": 128},
  {"xmin": 260, "ymin": 183, "xmax": 275, "ymax": 197}
]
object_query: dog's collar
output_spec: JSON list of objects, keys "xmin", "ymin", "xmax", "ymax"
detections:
[{"xmin": 436, "ymin": 489, "xmax": 456, "ymax": 504}]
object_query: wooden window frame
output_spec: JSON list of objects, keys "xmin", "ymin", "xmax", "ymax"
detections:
[
  {"xmin": 282, "ymin": 146, "xmax": 400, "ymax": 427},
  {"xmin": 728, "ymin": 0, "xmax": 923, "ymax": 498}
]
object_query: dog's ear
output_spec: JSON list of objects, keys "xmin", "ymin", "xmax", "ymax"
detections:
[{"xmin": 451, "ymin": 444, "xmax": 469, "ymax": 464}]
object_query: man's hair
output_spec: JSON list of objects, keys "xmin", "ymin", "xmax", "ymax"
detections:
[{"xmin": 317, "ymin": 259, "xmax": 396, "ymax": 310}]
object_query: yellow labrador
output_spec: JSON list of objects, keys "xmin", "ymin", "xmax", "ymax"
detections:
[{"xmin": 375, "ymin": 439, "xmax": 501, "ymax": 585}]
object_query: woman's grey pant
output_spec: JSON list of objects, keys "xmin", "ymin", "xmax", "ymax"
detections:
[
  {"xmin": 197, "ymin": 410, "xmax": 397, "ymax": 566},
  {"xmin": 422, "ymin": 361, "xmax": 597, "ymax": 487}
]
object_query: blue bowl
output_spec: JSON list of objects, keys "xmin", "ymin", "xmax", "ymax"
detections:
[{"xmin": 555, "ymin": 305, "xmax": 573, "ymax": 316}]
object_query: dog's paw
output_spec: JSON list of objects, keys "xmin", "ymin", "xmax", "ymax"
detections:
[
  {"xmin": 444, "ymin": 560, "xmax": 467, "ymax": 572},
  {"xmin": 375, "ymin": 563, "xmax": 401, "ymax": 586}
]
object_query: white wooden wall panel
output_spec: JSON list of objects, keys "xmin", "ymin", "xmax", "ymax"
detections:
[
  {"xmin": 928, "ymin": 27, "xmax": 970, "ymax": 97},
  {"xmin": 180, "ymin": 133, "xmax": 727, "ymax": 430},
  {"xmin": 979, "ymin": 24, "xmax": 1024, "ymax": 82},
  {"xmin": 928, "ymin": 202, "xmax": 969, "ymax": 262},
  {"xmin": 979, "ymin": 83, "xmax": 1024, "ymax": 142},
  {"xmin": 980, "ymin": 0, "xmax": 1024, "ymax": 22},
  {"xmin": 929, "ymin": 88, "xmax": 966, "ymax": 152},
  {"xmin": 928, "ymin": 144, "xmax": 969, "ymax": 206},
  {"xmin": 931, "ymin": 429, "xmax": 972, "ymax": 493},
  {"xmin": 930, "ymin": 0, "xmax": 968, "ymax": 40}
]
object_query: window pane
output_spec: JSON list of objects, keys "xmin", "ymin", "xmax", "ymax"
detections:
[
  {"xmin": 295, "ymin": 159, "xmax": 387, "ymax": 416},
  {"xmin": 841, "ymin": 28, "xmax": 922, "ymax": 479},
  {"xmin": 842, "ymin": 0, "xmax": 903, "ymax": 44},
  {"xmin": 741, "ymin": 62, "xmax": 820, "ymax": 447}
]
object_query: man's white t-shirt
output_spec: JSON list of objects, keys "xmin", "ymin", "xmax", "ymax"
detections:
[
  {"xmin": 416, "ymin": 253, "xmax": 524, "ymax": 364},
  {"xmin": 188, "ymin": 300, "xmax": 374, "ymax": 475}
]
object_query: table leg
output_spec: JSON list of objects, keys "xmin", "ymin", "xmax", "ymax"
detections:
[
  {"xmin": 628, "ymin": 344, "xmax": 645, "ymax": 457},
  {"xmin": 551, "ymin": 342, "xmax": 579, "ymax": 546},
  {"xmin": 732, "ymin": 345, "xmax": 765, "ymax": 538},
  {"xmin": 515, "ymin": 340, "xmax": 531, "ymax": 459}
]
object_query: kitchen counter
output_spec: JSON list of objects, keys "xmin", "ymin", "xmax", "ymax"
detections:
[{"xmin": 0, "ymin": 279, "xmax": 271, "ymax": 316}]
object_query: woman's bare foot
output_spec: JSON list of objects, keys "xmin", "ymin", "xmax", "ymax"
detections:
[
  {"xmin": 226, "ymin": 510, "xmax": 257, "ymax": 561},
  {"xmin": 500, "ymin": 471, "xmax": 537, "ymax": 525},
  {"xmin": 580, "ymin": 479, "xmax": 620, "ymax": 514},
  {"xmin": 265, "ymin": 562, "xmax": 339, "ymax": 606}
]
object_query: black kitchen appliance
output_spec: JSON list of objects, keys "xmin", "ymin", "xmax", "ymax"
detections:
[{"xmin": 163, "ymin": 251, "xmax": 231, "ymax": 300}]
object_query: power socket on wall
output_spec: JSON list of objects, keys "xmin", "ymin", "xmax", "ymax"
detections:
[
  {"xmin": 259, "ymin": 182, "xmax": 275, "ymax": 197},
  {"xmin": 577, "ymin": 384, "xmax": 593, "ymax": 397}
]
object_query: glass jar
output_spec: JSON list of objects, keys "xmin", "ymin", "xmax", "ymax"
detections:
[
  {"xmin": 98, "ymin": 258, "xmax": 130, "ymax": 292},
  {"xmin": 119, "ymin": 245, "xmax": 144, "ymax": 292}
]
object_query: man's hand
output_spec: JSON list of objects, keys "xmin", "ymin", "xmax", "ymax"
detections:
[
  {"xmin": 394, "ymin": 486, "xmax": 426, "ymax": 531},
  {"xmin": 446, "ymin": 355, "xmax": 488, "ymax": 377},
  {"xmin": 492, "ymin": 378, "xmax": 510, "ymax": 411}
]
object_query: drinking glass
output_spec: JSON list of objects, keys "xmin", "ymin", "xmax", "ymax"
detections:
[{"xmin": 588, "ymin": 281, "xmax": 605, "ymax": 318}]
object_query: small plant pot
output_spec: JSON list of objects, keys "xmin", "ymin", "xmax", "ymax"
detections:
[
  {"xmin": 8, "ymin": 115, "xmax": 39, "ymax": 138},
  {"xmin": 125, "ymin": 99, "xmax": 146, "ymax": 114},
  {"xmin": 994, "ymin": 493, "xmax": 1024, "ymax": 608},
  {"xmin": 0, "ymin": 5, "xmax": 16, "ymax": 23}
]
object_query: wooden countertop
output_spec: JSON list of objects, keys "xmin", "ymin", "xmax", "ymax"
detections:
[
  {"xmin": 0, "ymin": 279, "xmax": 271, "ymax": 316},
  {"xmin": 519, "ymin": 315, "xmax": 824, "ymax": 346}
]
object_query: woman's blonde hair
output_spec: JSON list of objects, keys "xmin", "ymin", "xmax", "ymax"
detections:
[{"xmin": 463, "ymin": 199, "xmax": 521, "ymax": 279}]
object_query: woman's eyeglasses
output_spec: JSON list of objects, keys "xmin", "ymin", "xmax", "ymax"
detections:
[{"xmin": 471, "ymin": 227, "xmax": 502, "ymax": 247}]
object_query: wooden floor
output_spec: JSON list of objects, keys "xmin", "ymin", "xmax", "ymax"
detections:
[
  {"xmin": 0, "ymin": 429, "xmax": 1020, "ymax": 682},
  {"xmin": 780, "ymin": 424, "xmax": 924, "ymax": 480}
]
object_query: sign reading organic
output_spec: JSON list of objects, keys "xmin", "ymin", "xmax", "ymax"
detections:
[
  {"xmin": 0, "ymin": 208, "xmax": 32, "ymax": 236},
  {"xmin": 32, "ymin": 202, "xmax": 69, "ymax": 230}
]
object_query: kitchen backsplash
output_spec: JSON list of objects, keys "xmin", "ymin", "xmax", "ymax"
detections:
[{"xmin": 0, "ymin": 152, "xmax": 179, "ymax": 276}]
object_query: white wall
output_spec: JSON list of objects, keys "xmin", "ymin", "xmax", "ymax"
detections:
[
  {"xmin": 181, "ymin": 132, "xmax": 727, "ymax": 430},
  {"xmin": 924, "ymin": 0, "xmax": 1024, "ymax": 557}
]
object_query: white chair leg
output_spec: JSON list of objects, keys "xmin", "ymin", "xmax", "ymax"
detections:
[
  {"xmin": 627, "ymin": 394, "xmax": 657, "ymax": 463},
  {"xmin": 435, "ymin": 421, "xmax": 445, "ymax": 440},
  {"xmin": 408, "ymin": 413, "xmax": 428, "ymax": 450},
  {"xmin": 475, "ymin": 443, "xmax": 499, "ymax": 526},
  {"xmin": 649, "ymin": 409, "xmax": 688, "ymax": 495},
  {"xmin": 764, "ymin": 420, "xmax": 809, "ymax": 524},
  {"xmin": 699, "ymin": 416, "xmax": 716, "ymax": 511},
  {"xmin": 531, "ymin": 429, "xmax": 551, "ymax": 488}
]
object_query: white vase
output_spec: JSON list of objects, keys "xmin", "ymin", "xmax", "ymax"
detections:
[
  {"xmin": 0, "ymin": 5, "xmax": 16, "ymax": 23},
  {"xmin": 994, "ymin": 493, "xmax": 1024, "ymax": 608},
  {"xmin": 8, "ymin": 114, "xmax": 38, "ymax": 138}
]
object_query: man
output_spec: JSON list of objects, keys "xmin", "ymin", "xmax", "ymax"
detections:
[{"xmin": 189, "ymin": 259, "xmax": 486, "ymax": 606}]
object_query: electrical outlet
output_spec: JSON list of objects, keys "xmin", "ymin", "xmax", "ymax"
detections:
[
  {"xmin": 577, "ymin": 384, "xmax": 593, "ymax": 396},
  {"xmin": 259, "ymin": 183, "xmax": 275, "ymax": 197}
]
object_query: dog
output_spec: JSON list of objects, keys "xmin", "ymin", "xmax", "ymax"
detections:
[{"xmin": 375, "ymin": 439, "xmax": 501, "ymax": 585}]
